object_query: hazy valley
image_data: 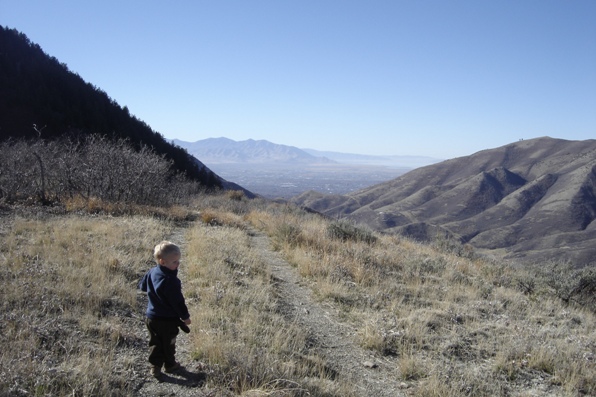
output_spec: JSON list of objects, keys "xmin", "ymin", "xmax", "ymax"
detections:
[
  {"xmin": 175, "ymin": 136, "xmax": 596, "ymax": 267},
  {"xmin": 174, "ymin": 137, "xmax": 439, "ymax": 198},
  {"xmin": 197, "ymin": 163, "xmax": 409, "ymax": 198}
]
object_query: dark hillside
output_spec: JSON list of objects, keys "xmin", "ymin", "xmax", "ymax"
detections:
[{"xmin": 0, "ymin": 26, "xmax": 221, "ymax": 188}]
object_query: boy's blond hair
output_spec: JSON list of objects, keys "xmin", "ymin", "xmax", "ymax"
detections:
[{"xmin": 153, "ymin": 241, "xmax": 181, "ymax": 262}]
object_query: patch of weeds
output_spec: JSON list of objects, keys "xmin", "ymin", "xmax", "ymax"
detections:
[
  {"xmin": 326, "ymin": 220, "xmax": 377, "ymax": 245},
  {"xmin": 528, "ymin": 261, "xmax": 596, "ymax": 311},
  {"xmin": 275, "ymin": 223, "xmax": 302, "ymax": 248},
  {"xmin": 398, "ymin": 352, "xmax": 427, "ymax": 381},
  {"xmin": 226, "ymin": 190, "xmax": 245, "ymax": 201}
]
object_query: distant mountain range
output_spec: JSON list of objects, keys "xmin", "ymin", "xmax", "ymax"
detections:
[
  {"xmin": 174, "ymin": 137, "xmax": 441, "ymax": 168},
  {"xmin": 173, "ymin": 137, "xmax": 335, "ymax": 165},
  {"xmin": 173, "ymin": 138, "xmax": 415, "ymax": 198},
  {"xmin": 291, "ymin": 137, "xmax": 596, "ymax": 267}
]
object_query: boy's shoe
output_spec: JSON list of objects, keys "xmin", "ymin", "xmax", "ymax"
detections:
[
  {"xmin": 150, "ymin": 366, "xmax": 163, "ymax": 381},
  {"xmin": 164, "ymin": 362, "xmax": 182, "ymax": 373}
]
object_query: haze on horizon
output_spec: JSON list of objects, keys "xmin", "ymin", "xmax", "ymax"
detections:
[{"xmin": 1, "ymin": 0, "xmax": 594, "ymax": 159}]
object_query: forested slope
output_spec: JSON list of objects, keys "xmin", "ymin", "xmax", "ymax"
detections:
[{"xmin": 0, "ymin": 26, "xmax": 220, "ymax": 188}]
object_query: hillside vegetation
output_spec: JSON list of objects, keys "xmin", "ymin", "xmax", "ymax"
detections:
[
  {"xmin": 1, "ymin": 193, "xmax": 594, "ymax": 396},
  {"xmin": 0, "ymin": 136, "xmax": 209, "ymax": 207}
]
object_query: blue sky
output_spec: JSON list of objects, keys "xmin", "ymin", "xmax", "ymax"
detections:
[{"xmin": 1, "ymin": 1, "xmax": 595, "ymax": 159}]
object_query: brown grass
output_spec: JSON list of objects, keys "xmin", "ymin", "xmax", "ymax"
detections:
[
  {"xmin": 184, "ymin": 221, "xmax": 352, "ymax": 396},
  {"xmin": 246, "ymin": 206, "xmax": 596, "ymax": 396},
  {"xmin": 0, "ymin": 212, "xmax": 170, "ymax": 395},
  {"xmin": 1, "ymin": 193, "xmax": 595, "ymax": 396}
]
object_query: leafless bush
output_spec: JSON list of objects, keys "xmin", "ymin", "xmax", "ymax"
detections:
[
  {"xmin": 327, "ymin": 220, "xmax": 377, "ymax": 245},
  {"xmin": 526, "ymin": 261, "xmax": 596, "ymax": 311},
  {"xmin": 0, "ymin": 139, "xmax": 39, "ymax": 202},
  {"xmin": 0, "ymin": 136, "xmax": 201, "ymax": 206}
]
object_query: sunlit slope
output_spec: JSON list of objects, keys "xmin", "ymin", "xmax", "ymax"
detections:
[{"xmin": 292, "ymin": 137, "xmax": 596, "ymax": 265}]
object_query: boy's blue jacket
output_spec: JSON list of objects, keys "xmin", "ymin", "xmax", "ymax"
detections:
[{"xmin": 139, "ymin": 265, "xmax": 190, "ymax": 321}]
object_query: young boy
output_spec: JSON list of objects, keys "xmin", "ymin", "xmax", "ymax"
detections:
[{"xmin": 139, "ymin": 241, "xmax": 191, "ymax": 379}]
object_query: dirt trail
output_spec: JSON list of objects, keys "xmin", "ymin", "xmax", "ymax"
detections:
[
  {"xmin": 134, "ymin": 224, "xmax": 405, "ymax": 396},
  {"xmin": 249, "ymin": 229, "xmax": 406, "ymax": 397}
]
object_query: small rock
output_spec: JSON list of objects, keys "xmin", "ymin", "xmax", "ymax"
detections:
[{"xmin": 363, "ymin": 361, "xmax": 378, "ymax": 368}]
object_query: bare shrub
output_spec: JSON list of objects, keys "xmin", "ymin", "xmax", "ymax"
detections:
[
  {"xmin": 274, "ymin": 223, "xmax": 303, "ymax": 248},
  {"xmin": 0, "ymin": 136, "xmax": 201, "ymax": 207},
  {"xmin": 523, "ymin": 261, "xmax": 596, "ymax": 311},
  {"xmin": 226, "ymin": 190, "xmax": 245, "ymax": 201},
  {"xmin": 327, "ymin": 219, "xmax": 377, "ymax": 245},
  {"xmin": 431, "ymin": 230, "xmax": 476, "ymax": 259},
  {"xmin": 0, "ymin": 139, "xmax": 56, "ymax": 202}
]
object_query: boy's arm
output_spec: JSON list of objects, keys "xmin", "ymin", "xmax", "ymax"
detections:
[{"xmin": 167, "ymin": 278, "xmax": 191, "ymax": 321}]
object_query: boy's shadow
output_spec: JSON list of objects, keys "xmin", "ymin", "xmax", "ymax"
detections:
[{"xmin": 160, "ymin": 368, "xmax": 207, "ymax": 387}]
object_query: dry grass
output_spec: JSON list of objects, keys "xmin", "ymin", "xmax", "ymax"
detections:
[
  {"xmin": 247, "ymin": 207, "xmax": 596, "ymax": 396},
  {"xmin": 63, "ymin": 196, "xmax": 199, "ymax": 221},
  {"xmin": 0, "ymin": 211, "xmax": 171, "ymax": 396},
  {"xmin": 1, "ymin": 193, "xmax": 595, "ymax": 396},
  {"xmin": 184, "ymin": 221, "xmax": 352, "ymax": 396}
]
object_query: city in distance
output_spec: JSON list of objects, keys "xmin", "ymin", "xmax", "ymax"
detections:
[{"xmin": 174, "ymin": 138, "xmax": 441, "ymax": 199}]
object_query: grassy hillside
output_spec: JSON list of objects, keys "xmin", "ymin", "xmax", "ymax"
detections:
[{"xmin": 1, "ymin": 195, "xmax": 594, "ymax": 396}]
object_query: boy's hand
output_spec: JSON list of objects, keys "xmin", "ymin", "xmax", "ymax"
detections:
[{"xmin": 178, "ymin": 318, "xmax": 191, "ymax": 333}]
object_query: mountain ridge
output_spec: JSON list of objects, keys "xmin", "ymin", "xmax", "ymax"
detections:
[
  {"xmin": 174, "ymin": 137, "xmax": 335, "ymax": 165},
  {"xmin": 291, "ymin": 136, "xmax": 596, "ymax": 266},
  {"xmin": 175, "ymin": 137, "xmax": 441, "ymax": 169},
  {"xmin": 173, "ymin": 138, "xmax": 413, "ymax": 198}
]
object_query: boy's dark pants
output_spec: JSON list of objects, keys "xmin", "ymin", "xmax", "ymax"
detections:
[{"xmin": 145, "ymin": 318, "xmax": 180, "ymax": 369}]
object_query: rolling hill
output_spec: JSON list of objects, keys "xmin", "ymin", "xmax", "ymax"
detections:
[{"xmin": 292, "ymin": 137, "xmax": 596, "ymax": 266}]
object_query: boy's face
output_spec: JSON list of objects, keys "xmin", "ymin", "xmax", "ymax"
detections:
[{"xmin": 159, "ymin": 252, "xmax": 181, "ymax": 271}]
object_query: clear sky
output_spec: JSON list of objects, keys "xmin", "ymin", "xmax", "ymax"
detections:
[{"xmin": 1, "ymin": 1, "xmax": 595, "ymax": 159}]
